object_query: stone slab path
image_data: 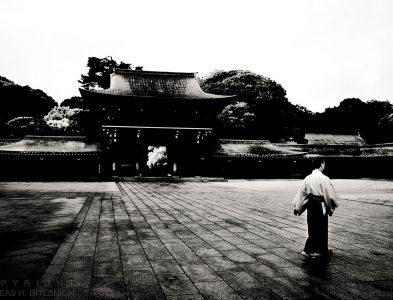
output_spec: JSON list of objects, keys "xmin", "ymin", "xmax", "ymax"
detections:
[{"xmin": 0, "ymin": 180, "xmax": 392, "ymax": 299}]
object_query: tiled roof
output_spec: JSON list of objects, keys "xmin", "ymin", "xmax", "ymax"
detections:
[
  {"xmin": 213, "ymin": 139, "xmax": 307, "ymax": 158},
  {"xmin": 305, "ymin": 133, "xmax": 366, "ymax": 145},
  {"xmin": 0, "ymin": 139, "xmax": 21, "ymax": 146},
  {"xmin": 279, "ymin": 139, "xmax": 393, "ymax": 157},
  {"xmin": 360, "ymin": 144, "xmax": 393, "ymax": 157},
  {"xmin": 0, "ymin": 136, "xmax": 100, "ymax": 155},
  {"xmin": 80, "ymin": 69, "xmax": 236, "ymax": 100}
]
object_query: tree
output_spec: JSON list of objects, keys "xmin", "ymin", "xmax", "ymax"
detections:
[
  {"xmin": 44, "ymin": 106, "xmax": 83, "ymax": 133},
  {"xmin": 147, "ymin": 146, "xmax": 167, "ymax": 169},
  {"xmin": 310, "ymin": 98, "xmax": 393, "ymax": 143},
  {"xmin": 201, "ymin": 70, "xmax": 309, "ymax": 141},
  {"xmin": 0, "ymin": 76, "xmax": 13, "ymax": 84},
  {"xmin": 43, "ymin": 106, "xmax": 100, "ymax": 137},
  {"xmin": 310, "ymin": 98, "xmax": 368, "ymax": 134},
  {"xmin": 377, "ymin": 113, "xmax": 393, "ymax": 142},
  {"xmin": 201, "ymin": 70, "xmax": 272, "ymax": 100},
  {"xmin": 79, "ymin": 56, "xmax": 136, "ymax": 89},
  {"xmin": 362, "ymin": 100, "xmax": 393, "ymax": 143},
  {"xmin": 60, "ymin": 96, "xmax": 86, "ymax": 109},
  {"xmin": 69, "ymin": 109, "xmax": 100, "ymax": 138},
  {"xmin": 0, "ymin": 77, "xmax": 57, "ymax": 124},
  {"xmin": 217, "ymin": 102, "xmax": 256, "ymax": 138},
  {"xmin": 6, "ymin": 116, "xmax": 50, "ymax": 136}
]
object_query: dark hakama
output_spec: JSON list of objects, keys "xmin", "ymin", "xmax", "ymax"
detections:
[{"xmin": 303, "ymin": 197, "xmax": 328, "ymax": 255}]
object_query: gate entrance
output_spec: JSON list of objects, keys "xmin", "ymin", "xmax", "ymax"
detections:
[{"xmin": 102, "ymin": 125, "xmax": 213, "ymax": 177}]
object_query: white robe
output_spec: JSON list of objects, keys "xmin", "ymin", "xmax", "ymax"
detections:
[{"xmin": 292, "ymin": 169, "xmax": 339, "ymax": 216}]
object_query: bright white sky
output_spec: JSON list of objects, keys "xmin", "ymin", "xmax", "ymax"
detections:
[{"xmin": 1, "ymin": 0, "xmax": 392, "ymax": 112}]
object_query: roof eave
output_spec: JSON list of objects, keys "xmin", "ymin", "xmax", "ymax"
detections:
[{"xmin": 79, "ymin": 87, "xmax": 237, "ymax": 101}]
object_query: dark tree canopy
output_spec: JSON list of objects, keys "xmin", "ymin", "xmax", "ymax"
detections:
[
  {"xmin": 60, "ymin": 96, "xmax": 86, "ymax": 109},
  {"xmin": 309, "ymin": 98, "xmax": 393, "ymax": 143},
  {"xmin": 362, "ymin": 100, "xmax": 393, "ymax": 143},
  {"xmin": 310, "ymin": 98, "xmax": 367, "ymax": 134},
  {"xmin": 6, "ymin": 116, "xmax": 50, "ymax": 136},
  {"xmin": 201, "ymin": 70, "xmax": 285, "ymax": 102},
  {"xmin": 377, "ymin": 113, "xmax": 393, "ymax": 142},
  {"xmin": 201, "ymin": 70, "xmax": 310, "ymax": 141},
  {"xmin": 79, "ymin": 56, "xmax": 139, "ymax": 89},
  {"xmin": 0, "ymin": 77, "xmax": 57, "ymax": 125},
  {"xmin": 0, "ymin": 76, "xmax": 13, "ymax": 84},
  {"xmin": 217, "ymin": 102, "xmax": 256, "ymax": 138}
]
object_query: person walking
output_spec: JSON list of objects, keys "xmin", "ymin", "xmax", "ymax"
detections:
[{"xmin": 292, "ymin": 157, "xmax": 339, "ymax": 259}]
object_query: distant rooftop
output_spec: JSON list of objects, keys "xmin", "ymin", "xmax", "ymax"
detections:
[
  {"xmin": 360, "ymin": 144, "xmax": 393, "ymax": 157},
  {"xmin": 305, "ymin": 133, "xmax": 366, "ymax": 145},
  {"xmin": 0, "ymin": 136, "xmax": 99, "ymax": 156},
  {"xmin": 214, "ymin": 139, "xmax": 307, "ymax": 159}
]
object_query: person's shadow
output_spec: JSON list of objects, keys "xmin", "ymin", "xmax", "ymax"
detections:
[{"xmin": 301, "ymin": 255, "xmax": 336, "ymax": 285}]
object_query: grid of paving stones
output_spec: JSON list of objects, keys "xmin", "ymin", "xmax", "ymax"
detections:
[
  {"xmin": 1, "ymin": 180, "xmax": 393, "ymax": 299},
  {"xmin": 0, "ymin": 182, "xmax": 118, "ymax": 299}
]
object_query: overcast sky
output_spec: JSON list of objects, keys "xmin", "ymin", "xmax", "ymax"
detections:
[{"xmin": 1, "ymin": 0, "xmax": 392, "ymax": 112}]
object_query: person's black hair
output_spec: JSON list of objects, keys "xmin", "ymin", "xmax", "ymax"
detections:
[{"xmin": 311, "ymin": 157, "xmax": 325, "ymax": 169}]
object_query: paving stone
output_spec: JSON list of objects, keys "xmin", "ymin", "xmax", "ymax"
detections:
[
  {"xmin": 166, "ymin": 294, "xmax": 204, "ymax": 300},
  {"xmin": 89, "ymin": 276, "xmax": 126, "ymax": 299},
  {"xmin": 37, "ymin": 263, "xmax": 63, "ymax": 290},
  {"xmin": 97, "ymin": 241, "xmax": 120, "ymax": 251},
  {"xmin": 180, "ymin": 237, "xmax": 206, "ymax": 246},
  {"xmin": 93, "ymin": 261, "xmax": 123, "ymax": 278},
  {"xmin": 156, "ymin": 273, "xmax": 198, "ymax": 296},
  {"xmin": 164, "ymin": 242, "xmax": 191, "ymax": 253},
  {"xmin": 171, "ymin": 251, "xmax": 205, "ymax": 265},
  {"xmin": 202, "ymin": 256, "xmax": 242, "ymax": 272},
  {"xmin": 191, "ymin": 245, "xmax": 223, "ymax": 257},
  {"xmin": 51, "ymin": 242, "xmax": 74, "ymax": 265},
  {"xmin": 221, "ymin": 235, "xmax": 253, "ymax": 245},
  {"xmin": 136, "ymin": 229, "xmax": 157, "ymax": 239},
  {"xmin": 194, "ymin": 281, "xmax": 242, "ymax": 300},
  {"xmin": 207, "ymin": 240, "xmax": 238, "ymax": 251},
  {"xmin": 150, "ymin": 259, "xmax": 184, "ymax": 274},
  {"xmin": 236, "ymin": 288, "xmax": 282, "ymax": 300},
  {"xmin": 238, "ymin": 262, "xmax": 282, "ymax": 278},
  {"xmin": 95, "ymin": 249, "xmax": 121, "ymax": 263},
  {"xmin": 69, "ymin": 246, "xmax": 95, "ymax": 258},
  {"xmin": 128, "ymin": 286, "xmax": 166, "ymax": 300},
  {"xmin": 198, "ymin": 233, "xmax": 223, "ymax": 242},
  {"xmin": 140, "ymin": 239, "xmax": 166, "ymax": 249},
  {"xmin": 156, "ymin": 234, "xmax": 182, "ymax": 243},
  {"xmin": 218, "ymin": 269, "xmax": 262, "ymax": 291},
  {"xmin": 121, "ymin": 254, "xmax": 150, "ymax": 269},
  {"xmin": 120, "ymin": 244, "xmax": 144, "ymax": 255},
  {"xmin": 252, "ymin": 238, "xmax": 282, "ymax": 249},
  {"xmin": 312, "ymin": 284, "xmax": 360, "ymax": 299},
  {"xmin": 236, "ymin": 244, "xmax": 269, "ymax": 256},
  {"xmin": 58, "ymin": 271, "xmax": 91, "ymax": 290},
  {"xmin": 63, "ymin": 256, "xmax": 94, "ymax": 271},
  {"xmin": 144, "ymin": 247, "xmax": 173, "ymax": 260},
  {"xmin": 255, "ymin": 253, "xmax": 296, "ymax": 268},
  {"xmin": 221, "ymin": 250, "xmax": 256, "ymax": 263},
  {"xmin": 182, "ymin": 264, "xmax": 221, "ymax": 283},
  {"xmin": 124, "ymin": 267, "xmax": 158, "ymax": 288}
]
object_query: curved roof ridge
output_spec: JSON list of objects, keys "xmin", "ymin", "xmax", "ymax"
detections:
[{"xmin": 114, "ymin": 69, "xmax": 196, "ymax": 77}]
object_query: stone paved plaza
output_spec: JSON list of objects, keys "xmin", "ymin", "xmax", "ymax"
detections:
[{"xmin": 0, "ymin": 180, "xmax": 392, "ymax": 299}]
